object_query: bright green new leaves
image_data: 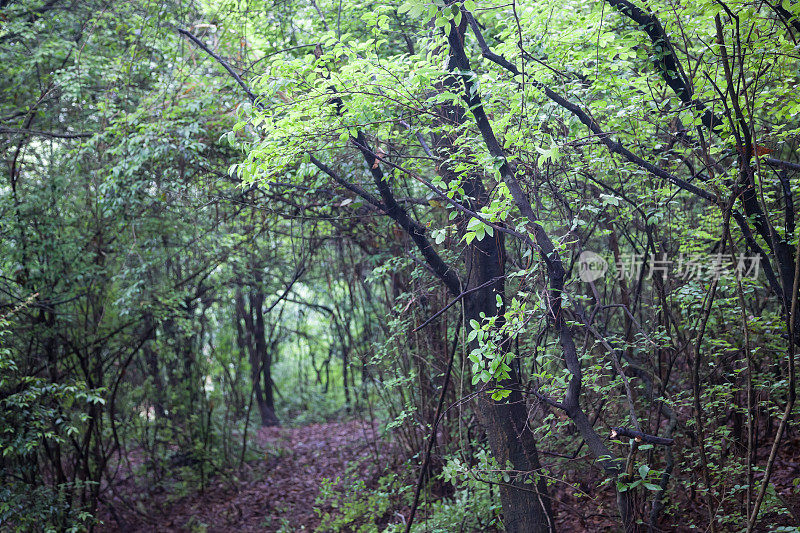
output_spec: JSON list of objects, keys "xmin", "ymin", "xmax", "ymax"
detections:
[
  {"xmin": 398, "ymin": 0, "xmax": 463, "ymax": 30},
  {"xmin": 466, "ymin": 294, "xmax": 531, "ymax": 401}
]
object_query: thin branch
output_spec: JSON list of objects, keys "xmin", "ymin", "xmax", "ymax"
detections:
[
  {"xmin": 465, "ymin": 11, "xmax": 716, "ymax": 203},
  {"xmin": 404, "ymin": 321, "xmax": 461, "ymax": 532},
  {"xmin": 0, "ymin": 127, "xmax": 92, "ymax": 139},
  {"xmin": 412, "ymin": 276, "xmax": 504, "ymax": 332},
  {"xmin": 610, "ymin": 427, "xmax": 674, "ymax": 446},
  {"xmin": 177, "ymin": 28, "xmax": 259, "ymax": 103}
]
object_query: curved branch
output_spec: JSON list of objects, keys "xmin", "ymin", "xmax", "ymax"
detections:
[
  {"xmin": 178, "ymin": 27, "xmax": 464, "ymax": 296},
  {"xmin": 353, "ymin": 131, "xmax": 463, "ymax": 296},
  {"xmin": 464, "ymin": 12, "xmax": 716, "ymax": 203},
  {"xmin": 177, "ymin": 28, "xmax": 259, "ymax": 104},
  {"xmin": 604, "ymin": 1, "xmax": 799, "ymax": 174},
  {"xmin": 610, "ymin": 427, "xmax": 674, "ymax": 446}
]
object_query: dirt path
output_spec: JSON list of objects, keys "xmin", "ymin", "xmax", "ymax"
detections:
[{"xmin": 98, "ymin": 420, "xmax": 379, "ymax": 532}]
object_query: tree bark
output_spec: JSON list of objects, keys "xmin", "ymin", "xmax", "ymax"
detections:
[
  {"xmin": 461, "ymin": 179, "xmax": 554, "ymax": 533},
  {"xmin": 251, "ymin": 273, "xmax": 280, "ymax": 427}
]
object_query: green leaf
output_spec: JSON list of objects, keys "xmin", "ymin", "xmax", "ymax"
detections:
[
  {"xmin": 398, "ymin": 1, "xmax": 415, "ymax": 14},
  {"xmin": 599, "ymin": 194, "xmax": 620, "ymax": 207}
]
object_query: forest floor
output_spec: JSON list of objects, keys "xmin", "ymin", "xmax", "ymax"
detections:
[
  {"xmin": 96, "ymin": 418, "xmax": 800, "ymax": 532},
  {"xmin": 97, "ymin": 420, "xmax": 382, "ymax": 532}
]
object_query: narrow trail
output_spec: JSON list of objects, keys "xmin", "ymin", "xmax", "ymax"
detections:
[{"xmin": 99, "ymin": 420, "xmax": 379, "ymax": 532}]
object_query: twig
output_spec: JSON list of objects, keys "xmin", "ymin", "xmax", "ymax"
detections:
[
  {"xmin": 177, "ymin": 28, "xmax": 259, "ymax": 103},
  {"xmin": 412, "ymin": 276, "xmax": 504, "ymax": 332},
  {"xmin": 0, "ymin": 127, "xmax": 92, "ymax": 139},
  {"xmin": 405, "ymin": 319, "xmax": 461, "ymax": 533}
]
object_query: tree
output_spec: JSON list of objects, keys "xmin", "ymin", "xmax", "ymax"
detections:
[{"xmin": 227, "ymin": 0, "xmax": 800, "ymax": 529}]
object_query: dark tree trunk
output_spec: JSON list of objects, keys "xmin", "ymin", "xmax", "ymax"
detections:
[
  {"xmin": 252, "ymin": 272, "xmax": 279, "ymax": 427},
  {"xmin": 236, "ymin": 285, "xmax": 279, "ymax": 427},
  {"xmin": 342, "ymin": 340, "xmax": 350, "ymax": 409},
  {"xmin": 142, "ymin": 313, "xmax": 166, "ymax": 419},
  {"xmin": 461, "ymin": 177, "xmax": 554, "ymax": 533},
  {"xmin": 425, "ymin": 22, "xmax": 555, "ymax": 525}
]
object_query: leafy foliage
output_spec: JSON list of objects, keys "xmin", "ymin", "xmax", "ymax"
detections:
[{"xmin": 3, "ymin": 0, "xmax": 800, "ymax": 531}]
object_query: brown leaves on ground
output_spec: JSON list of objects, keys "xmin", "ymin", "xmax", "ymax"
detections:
[
  {"xmin": 95, "ymin": 418, "xmax": 800, "ymax": 532},
  {"xmin": 97, "ymin": 420, "xmax": 380, "ymax": 532}
]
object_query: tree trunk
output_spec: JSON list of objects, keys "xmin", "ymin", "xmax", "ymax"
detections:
[
  {"xmin": 251, "ymin": 274, "xmax": 279, "ymax": 427},
  {"xmin": 461, "ymin": 178, "xmax": 554, "ymax": 533},
  {"xmin": 237, "ymin": 285, "xmax": 279, "ymax": 427},
  {"xmin": 142, "ymin": 312, "xmax": 166, "ymax": 419}
]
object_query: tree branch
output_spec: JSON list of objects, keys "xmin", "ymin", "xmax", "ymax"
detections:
[
  {"xmin": 0, "ymin": 127, "xmax": 92, "ymax": 139},
  {"xmin": 177, "ymin": 28, "xmax": 259, "ymax": 103},
  {"xmin": 465, "ymin": 11, "xmax": 716, "ymax": 203},
  {"xmin": 604, "ymin": 1, "xmax": 799, "ymax": 174},
  {"xmin": 353, "ymin": 131, "xmax": 463, "ymax": 296},
  {"xmin": 610, "ymin": 427, "xmax": 674, "ymax": 446},
  {"xmin": 178, "ymin": 26, "xmax": 465, "ymax": 298}
]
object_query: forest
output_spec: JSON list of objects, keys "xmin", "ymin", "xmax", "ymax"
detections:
[{"xmin": 1, "ymin": 0, "xmax": 800, "ymax": 531}]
